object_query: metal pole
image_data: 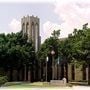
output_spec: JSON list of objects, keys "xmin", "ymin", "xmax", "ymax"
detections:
[
  {"xmin": 52, "ymin": 55, "xmax": 54, "ymax": 80},
  {"xmin": 57, "ymin": 63, "xmax": 58, "ymax": 79},
  {"xmin": 46, "ymin": 57, "xmax": 48, "ymax": 82},
  {"xmin": 46, "ymin": 60, "xmax": 47, "ymax": 82},
  {"xmin": 51, "ymin": 50, "xmax": 55, "ymax": 80}
]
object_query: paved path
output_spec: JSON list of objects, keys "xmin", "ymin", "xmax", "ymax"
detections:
[
  {"xmin": 0, "ymin": 87, "xmax": 72, "ymax": 90},
  {"xmin": 1, "ymin": 86, "xmax": 90, "ymax": 90}
]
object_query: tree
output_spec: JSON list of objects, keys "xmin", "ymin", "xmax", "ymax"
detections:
[
  {"xmin": 38, "ymin": 30, "xmax": 61, "ymax": 62},
  {"xmin": 0, "ymin": 31, "xmax": 35, "ymax": 77}
]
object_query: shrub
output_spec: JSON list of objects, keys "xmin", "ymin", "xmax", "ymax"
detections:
[{"xmin": 0, "ymin": 76, "xmax": 8, "ymax": 86}]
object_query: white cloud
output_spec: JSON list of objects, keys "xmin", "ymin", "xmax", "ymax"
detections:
[
  {"xmin": 54, "ymin": 0, "xmax": 90, "ymax": 38},
  {"xmin": 0, "ymin": 0, "xmax": 55, "ymax": 3},
  {"xmin": 42, "ymin": 0, "xmax": 90, "ymax": 43},
  {"xmin": 42, "ymin": 21, "xmax": 61, "ymax": 43},
  {"xmin": 8, "ymin": 19, "xmax": 21, "ymax": 33}
]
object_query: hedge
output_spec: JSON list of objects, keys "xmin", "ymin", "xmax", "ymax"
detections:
[{"xmin": 0, "ymin": 76, "xmax": 8, "ymax": 86}]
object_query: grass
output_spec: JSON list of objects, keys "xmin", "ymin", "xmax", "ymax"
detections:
[
  {"xmin": 2, "ymin": 82, "xmax": 71, "ymax": 88},
  {"xmin": 2, "ymin": 81, "xmax": 87, "ymax": 88}
]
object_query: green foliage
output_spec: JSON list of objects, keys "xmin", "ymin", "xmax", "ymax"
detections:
[
  {"xmin": 58, "ymin": 25, "xmax": 90, "ymax": 63},
  {"xmin": 51, "ymin": 29, "xmax": 60, "ymax": 39},
  {"xmin": 0, "ymin": 76, "xmax": 8, "ymax": 86},
  {"xmin": 38, "ymin": 25, "xmax": 90, "ymax": 65},
  {"xmin": 0, "ymin": 31, "xmax": 34, "ymax": 69},
  {"xmin": 38, "ymin": 30, "xmax": 61, "ymax": 63}
]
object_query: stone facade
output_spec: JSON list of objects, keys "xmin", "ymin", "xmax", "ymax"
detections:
[
  {"xmin": 68, "ymin": 64, "xmax": 88, "ymax": 81},
  {"xmin": 21, "ymin": 15, "xmax": 41, "ymax": 52},
  {"xmin": 41, "ymin": 62, "xmax": 88, "ymax": 82}
]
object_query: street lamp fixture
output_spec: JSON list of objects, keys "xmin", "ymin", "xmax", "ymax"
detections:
[{"xmin": 51, "ymin": 50, "xmax": 55, "ymax": 55}]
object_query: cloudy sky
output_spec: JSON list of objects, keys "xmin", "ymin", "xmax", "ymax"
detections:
[{"xmin": 0, "ymin": 0, "xmax": 90, "ymax": 43}]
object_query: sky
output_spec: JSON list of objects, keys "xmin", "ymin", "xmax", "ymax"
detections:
[{"xmin": 0, "ymin": 0, "xmax": 90, "ymax": 43}]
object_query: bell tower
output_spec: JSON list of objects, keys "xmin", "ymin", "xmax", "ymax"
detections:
[{"xmin": 21, "ymin": 15, "xmax": 40, "ymax": 52}]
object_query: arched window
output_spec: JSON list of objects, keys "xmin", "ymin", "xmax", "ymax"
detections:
[
  {"xmin": 22, "ymin": 23, "xmax": 25, "ymax": 32},
  {"xmin": 35, "ymin": 23, "xmax": 39, "ymax": 52},
  {"xmin": 26, "ymin": 22, "xmax": 29, "ymax": 34},
  {"xmin": 31, "ymin": 22, "xmax": 34, "ymax": 39}
]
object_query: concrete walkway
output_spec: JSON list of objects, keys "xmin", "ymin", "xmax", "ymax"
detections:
[
  {"xmin": 0, "ymin": 87, "xmax": 72, "ymax": 90},
  {"xmin": 1, "ymin": 86, "xmax": 90, "ymax": 90}
]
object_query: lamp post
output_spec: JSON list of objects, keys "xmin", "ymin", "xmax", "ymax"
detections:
[
  {"xmin": 51, "ymin": 50, "xmax": 55, "ymax": 80},
  {"xmin": 46, "ymin": 56, "xmax": 48, "ymax": 82}
]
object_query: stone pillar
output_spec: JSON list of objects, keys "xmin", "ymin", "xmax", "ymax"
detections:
[
  {"xmin": 28, "ymin": 66, "xmax": 31, "ymax": 82},
  {"xmin": 12, "ymin": 69, "xmax": 18, "ymax": 81},
  {"xmin": 57, "ymin": 63, "xmax": 59, "ymax": 80},
  {"xmin": 68, "ymin": 64, "xmax": 72, "ymax": 81},
  {"xmin": 24, "ymin": 65, "xmax": 27, "ymax": 81},
  {"xmin": 54, "ymin": 64, "xmax": 56, "ymax": 80},
  {"xmin": 61, "ymin": 64, "xmax": 64, "ymax": 79},
  {"xmin": 19, "ymin": 69, "xmax": 23, "ymax": 81},
  {"xmin": 86, "ymin": 67, "xmax": 88, "ymax": 81},
  {"xmin": 82, "ymin": 64, "xmax": 86, "ymax": 80},
  {"xmin": 33, "ymin": 65, "xmax": 35, "ymax": 81},
  {"xmin": 7, "ymin": 69, "xmax": 10, "ymax": 81},
  {"xmin": 88, "ymin": 64, "xmax": 90, "ymax": 85},
  {"xmin": 65, "ymin": 63, "xmax": 68, "ymax": 82},
  {"xmin": 59, "ymin": 64, "xmax": 61, "ymax": 80},
  {"xmin": 64, "ymin": 64, "xmax": 66, "ymax": 77},
  {"xmin": 71, "ymin": 64, "xmax": 75, "ymax": 80}
]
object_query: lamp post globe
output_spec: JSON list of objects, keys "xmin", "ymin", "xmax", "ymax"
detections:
[
  {"xmin": 51, "ymin": 50, "xmax": 55, "ymax": 55},
  {"xmin": 46, "ymin": 56, "xmax": 49, "ymax": 62}
]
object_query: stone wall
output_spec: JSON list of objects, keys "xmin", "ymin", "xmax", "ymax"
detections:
[
  {"xmin": 75, "ymin": 65, "xmax": 83, "ymax": 81},
  {"xmin": 68, "ymin": 64, "xmax": 88, "ymax": 82}
]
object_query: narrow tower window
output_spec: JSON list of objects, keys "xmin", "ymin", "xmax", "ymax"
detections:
[{"xmin": 35, "ymin": 24, "xmax": 39, "ymax": 52}]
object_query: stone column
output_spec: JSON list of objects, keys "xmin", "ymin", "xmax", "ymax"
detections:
[
  {"xmin": 7, "ymin": 69, "xmax": 10, "ymax": 81},
  {"xmin": 24, "ymin": 65, "xmax": 27, "ymax": 81},
  {"xmin": 19, "ymin": 69, "xmax": 22, "ymax": 81},
  {"xmin": 28, "ymin": 66, "xmax": 31, "ymax": 82},
  {"xmin": 57, "ymin": 63, "xmax": 59, "ymax": 80},
  {"xmin": 58, "ymin": 64, "xmax": 61, "ymax": 80}
]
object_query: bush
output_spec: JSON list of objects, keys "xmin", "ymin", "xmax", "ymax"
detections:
[{"xmin": 0, "ymin": 76, "xmax": 8, "ymax": 86}]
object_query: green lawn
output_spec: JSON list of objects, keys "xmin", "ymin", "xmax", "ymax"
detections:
[
  {"xmin": 2, "ymin": 82, "xmax": 51, "ymax": 88},
  {"xmin": 2, "ymin": 81, "xmax": 88, "ymax": 88},
  {"xmin": 2, "ymin": 82, "xmax": 70, "ymax": 88}
]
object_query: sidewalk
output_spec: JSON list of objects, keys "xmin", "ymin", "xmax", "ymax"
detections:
[
  {"xmin": 1, "ymin": 86, "xmax": 90, "ymax": 90},
  {"xmin": 0, "ymin": 87, "xmax": 72, "ymax": 90}
]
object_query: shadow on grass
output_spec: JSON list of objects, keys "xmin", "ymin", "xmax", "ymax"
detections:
[{"xmin": 69, "ymin": 81, "xmax": 89, "ymax": 86}]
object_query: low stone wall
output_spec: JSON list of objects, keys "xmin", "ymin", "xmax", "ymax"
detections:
[{"xmin": 50, "ymin": 80, "xmax": 66, "ymax": 86}]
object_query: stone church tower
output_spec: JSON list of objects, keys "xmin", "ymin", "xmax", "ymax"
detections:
[{"xmin": 21, "ymin": 15, "xmax": 41, "ymax": 52}]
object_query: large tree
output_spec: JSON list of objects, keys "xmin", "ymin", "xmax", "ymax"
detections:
[{"xmin": 0, "ymin": 31, "xmax": 35, "ymax": 74}]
